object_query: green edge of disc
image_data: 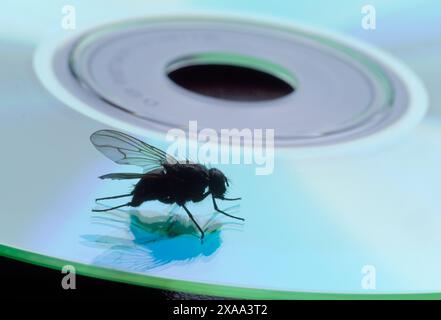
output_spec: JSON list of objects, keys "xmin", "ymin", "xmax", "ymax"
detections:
[{"xmin": 1, "ymin": 244, "xmax": 440, "ymax": 299}]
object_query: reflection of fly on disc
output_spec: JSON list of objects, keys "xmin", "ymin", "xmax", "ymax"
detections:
[{"xmin": 1, "ymin": 1, "xmax": 441, "ymax": 298}]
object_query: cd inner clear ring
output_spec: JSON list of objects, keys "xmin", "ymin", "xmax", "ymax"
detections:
[{"xmin": 41, "ymin": 17, "xmax": 426, "ymax": 148}]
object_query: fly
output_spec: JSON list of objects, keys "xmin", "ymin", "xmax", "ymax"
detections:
[{"xmin": 90, "ymin": 130, "xmax": 244, "ymax": 240}]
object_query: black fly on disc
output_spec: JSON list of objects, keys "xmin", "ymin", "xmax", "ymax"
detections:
[{"xmin": 90, "ymin": 130, "xmax": 244, "ymax": 240}]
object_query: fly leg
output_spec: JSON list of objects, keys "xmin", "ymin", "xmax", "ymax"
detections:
[
  {"xmin": 221, "ymin": 197, "xmax": 241, "ymax": 201},
  {"xmin": 92, "ymin": 202, "xmax": 131, "ymax": 212},
  {"xmin": 182, "ymin": 204, "xmax": 205, "ymax": 241},
  {"xmin": 212, "ymin": 196, "xmax": 245, "ymax": 221},
  {"xmin": 95, "ymin": 193, "xmax": 132, "ymax": 202},
  {"xmin": 201, "ymin": 191, "xmax": 211, "ymax": 200}
]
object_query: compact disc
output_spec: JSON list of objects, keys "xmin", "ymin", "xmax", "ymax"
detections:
[{"xmin": 1, "ymin": 1, "xmax": 441, "ymax": 299}]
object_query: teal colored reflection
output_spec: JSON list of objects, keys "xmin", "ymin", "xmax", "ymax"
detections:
[{"xmin": 82, "ymin": 208, "xmax": 242, "ymax": 272}]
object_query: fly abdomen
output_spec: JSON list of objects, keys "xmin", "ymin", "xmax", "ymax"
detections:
[{"xmin": 131, "ymin": 171, "xmax": 175, "ymax": 206}]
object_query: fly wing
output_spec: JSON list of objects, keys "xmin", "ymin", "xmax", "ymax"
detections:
[
  {"xmin": 90, "ymin": 130, "xmax": 179, "ymax": 172},
  {"xmin": 99, "ymin": 173, "xmax": 145, "ymax": 180}
]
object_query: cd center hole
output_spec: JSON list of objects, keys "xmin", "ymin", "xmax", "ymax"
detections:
[{"xmin": 166, "ymin": 53, "xmax": 296, "ymax": 102}]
